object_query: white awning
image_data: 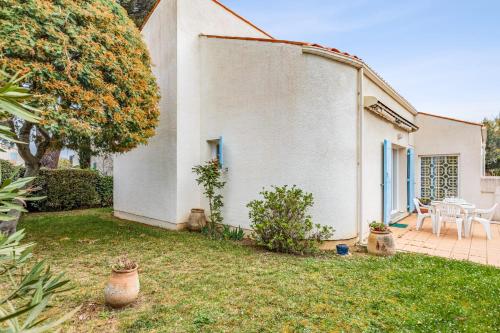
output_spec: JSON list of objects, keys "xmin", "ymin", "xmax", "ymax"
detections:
[{"xmin": 364, "ymin": 96, "xmax": 418, "ymax": 132}]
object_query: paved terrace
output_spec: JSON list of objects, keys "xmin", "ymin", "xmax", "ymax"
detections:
[{"xmin": 391, "ymin": 215, "xmax": 500, "ymax": 267}]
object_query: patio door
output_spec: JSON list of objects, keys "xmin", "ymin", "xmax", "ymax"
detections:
[
  {"xmin": 391, "ymin": 148, "xmax": 399, "ymax": 215},
  {"xmin": 407, "ymin": 148, "xmax": 415, "ymax": 212}
]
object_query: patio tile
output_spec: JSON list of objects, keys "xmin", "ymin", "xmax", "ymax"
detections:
[
  {"xmin": 488, "ymin": 252, "xmax": 500, "ymax": 261},
  {"xmin": 469, "ymin": 256, "xmax": 487, "ymax": 264},
  {"xmin": 452, "ymin": 246, "xmax": 471, "ymax": 255},
  {"xmin": 390, "ymin": 214, "xmax": 500, "ymax": 267},
  {"xmin": 469, "ymin": 248, "xmax": 487, "ymax": 257},
  {"xmin": 432, "ymin": 249, "xmax": 452, "ymax": 258},
  {"xmin": 420, "ymin": 248, "xmax": 434, "ymax": 255},
  {"xmin": 436, "ymin": 242, "xmax": 455, "ymax": 251},
  {"xmin": 408, "ymin": 240, "xmax": 425, "ymax": 247},
  {"xmin": 488, "ymin": 257, "xmax": 500, "ymax": 267},
  {"xmin": 403, "ymin": 244, "xmax": 422, "ymax": 252},
  {"xmin": 451, "ymin": 252, "xmax": 469, "ymax": 260}
]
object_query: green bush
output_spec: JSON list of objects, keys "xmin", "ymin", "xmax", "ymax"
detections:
[
  {"xmin": 0, "ymin": 159, "xmax": 24, "ymax": 182},
  {"xmin": 97, "ymin": 175, "xmax": 114, "ymax": 207},
  {"xmin": 28, "ymin": 168, "xmax": 111, "ymax": 212},
  {"xmin": 247, "ymin": 185, "xmax": 334, "ymax": 255}
]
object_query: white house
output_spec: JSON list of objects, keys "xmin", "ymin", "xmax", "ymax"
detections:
[{"xmin": 114, "ymin": 0, "xmax": 493, "ymax": 243}]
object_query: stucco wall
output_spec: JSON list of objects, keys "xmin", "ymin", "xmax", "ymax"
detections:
[
  {"xmin": 114, "ymin": 0, "xmax": 178, "ymax": 226},
  {"xmin": 200, "ymin": 38, "xmax": 358, "ymax": 239},
  {"xmin": 114, "ymin": 0, "xmax": 271, "ymax": 226},
  {"xmin": 480, "ymin": 177, "xmax": 500, "ymax": 221},
  {"xmin": 175, "ymin": 0, "xmax": 271, "ymax": 224},
  {"xmin": 361, "ymin": 103, "xmax": 413, "ymax": 239},
  {"xmin": 414, "ymin": 114, "xmax": 484, "ymax": 206}
]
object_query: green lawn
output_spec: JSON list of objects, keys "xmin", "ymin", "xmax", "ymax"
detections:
[{"xmin": 19, "ymin": 209, "xmax": 500, "ymax": 332}]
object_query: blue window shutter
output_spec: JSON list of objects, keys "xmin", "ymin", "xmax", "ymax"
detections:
[
  {"xmin": 383, "ymin": 140, "xmax": 392, "ymax": 225},
  {"xmin": 407, "ymin": 148, "xmax": 415, "ymax": 212},
  {"xmin": 218, "ymin": 136, "xmax": 224, "ymax": 168}
]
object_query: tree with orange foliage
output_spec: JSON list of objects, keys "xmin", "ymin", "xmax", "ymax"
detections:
[{"xmin": 0, "ymin": 0, "xmax": 160, "ymax": 176}]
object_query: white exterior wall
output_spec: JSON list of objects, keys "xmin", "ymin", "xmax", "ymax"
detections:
[
  {"xmin": 114, "ymin": 0, "xmax": 178, "ymax": 227},
  {"xmin": 114, "ymin": 0, "xmax": 270, "ymax": 226},
  {"xmin": 480, "ymin": 177, "xmax": 500, "ymax": 221},
  {"xmin": 200, "ymin": 39, "xmax": 359, "ymax": 239},
  {"xmin": 175, "ymin": 0, "xmax": 271, "ymax": 224},
  {"xmin": 361, "ymin": 77, "xmax": 416, "ymax": 239},
  {"xmin": 414, "ymin": 114, "xmax": 483, "ymax": 206}
]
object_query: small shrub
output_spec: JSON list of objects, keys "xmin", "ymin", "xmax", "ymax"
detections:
[
  {"xmin": 28, "ymin": 168, "xmax": 101, "ymax": 211},
  {"xmin": 97, "ymin": 175, "xmax": 113, "ymax": 207},
  {"xmin": 112, "ymin": 255, "xmax": 137, "ymax": 272},
  {"xmin": 247, "ymin": 185, "xmax": 334, "ymax": 255},
  {"xmin": 419, "ymin": 197, "xmax": 431, "ymax": 205},
  {"xmin": 222, "ymin": 225, "xmax": 245, "ymax": 241},
  {"xmin": 192, "ymin": 159, "xmax": 225, "ymax": 239},
  {"xmin": 369, "ymin": 221, "xmax": 389, "ymax": 232},
  {"xmin": 58, "ymin": 158, "xmax": 73, "ymax": 169},
  {"xmin": 193, "ymin": 312, "xmax": 216, "ymax": 329},
  {"xmin": 0, "ymin": 159, "xmax": 24, "ymax": 182}
]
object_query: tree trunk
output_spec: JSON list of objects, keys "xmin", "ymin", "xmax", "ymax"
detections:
[
  {"xmin": 23, "ymin": 160, "xmax": 41, "ymax": 177},
  {"xmin": 78, "ymin": 145, "xmax": 92, "ymax": 169},
  {"xmin": 13, "ymin": 122, "xmax": 50, "ymax": 177},
  {"xmin": 40, "ymin": 148, "xmax": 61, "ymax": 169}
]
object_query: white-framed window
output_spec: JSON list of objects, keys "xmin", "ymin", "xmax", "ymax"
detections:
[
  {"xmin": 420, "ymin": 155, "xmax": 459, "ymax": 200},
  {"xmin": 207, "ymin": 136, "xmax": 224, "ymax": 168}
]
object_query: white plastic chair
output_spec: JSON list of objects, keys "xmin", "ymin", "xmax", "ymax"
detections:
[
  {"xmin": 471, "ymin": 204, "xmax": 498, "ymax": 240},
  {"xmin": 436, "ymin": 203, "xmax": 464, "ymax": 240},
  {"xmin": 444, "ymin": 197, "xmax": 466, "ymax": 204},
  {"xmin": 414, "ymin": 198, "xmax": 433, "ymax": 232}
]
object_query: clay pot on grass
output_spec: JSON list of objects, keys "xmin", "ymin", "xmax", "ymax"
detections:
[
  {"xmin": 104, "ymin": 257, "xmax": 139, "ymax": 308},
  {"xmin": 187, "ymin": 208, "xmax": 207, "ymax": 232},
  {"xmin": 367, "ymin": 222, "xmax": 395, "ymax": 256}
]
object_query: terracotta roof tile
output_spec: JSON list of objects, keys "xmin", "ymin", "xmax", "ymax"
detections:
[{"xmin": 201, "ymin": 35, "xmax": 362, "ymax": 61}]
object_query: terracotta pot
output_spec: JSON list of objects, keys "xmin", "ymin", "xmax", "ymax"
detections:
[
  {"xmin": 367, "ymin": 230, "xmax": 395, "ymax": 256},
  {"xmin": 187, "ymin": 208, "xmax": 207, "ymax": 232},
  {"xmin": 104, "ymin": 265, "xmax": 139, "ymax": 308}
]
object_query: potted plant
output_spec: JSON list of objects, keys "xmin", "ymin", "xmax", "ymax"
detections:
[
  {"xmin": 367, "ymin": 221, "xmax": 395, "ymax": 256},
  {"xmin": 418, "ymin": 197, "xmax": 431, "ymax": 213},
  {"xmin": 104, "ymin": 256, "xmax": 140, "ymax": 308}
]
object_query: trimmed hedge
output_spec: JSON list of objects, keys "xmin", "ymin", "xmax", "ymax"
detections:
[
  {"xmin": 29, "ymin": 169, "xmax": 98, "ymax": 211},
  {"xmin": 0, "ymin": 159, "xmax": 23, "ymax": 183},
  {"xmin": 0, "ymin": 159, "xmax": 113, "ymax": 211},
  {"xmin": 96, "ymin": 175, "xmax": 113, "ymax": 208}
]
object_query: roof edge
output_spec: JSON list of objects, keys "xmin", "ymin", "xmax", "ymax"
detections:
[
  {"xmin": 302, "ymin": 46, "xmax": 418, "ymax": 115},
  {"xmin": 139, "ymin": 0, "xmax": 274, "ymax": 39},
  {"xmin": 201, "ymin": 36, "xmax": 418, "ymax": 115},
  {"xmin": 139, "ymin": 0, "xmax": 161, "ymax": 31},
  {"xmin": 418, "ymin": 112, "xmax": 484, "ymax": 127},
  {"xmin": 211, "ymin": 0, "xmax": 274, "ymax": 39}
]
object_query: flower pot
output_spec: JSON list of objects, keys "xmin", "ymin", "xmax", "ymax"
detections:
[
  {"xmin": 336, "ymin": 244, "xmax": 349, "ymax": 256},
  {"xmin": 104, "ymin": 265, "xmax": 140, "ymax": 308},
  {"xmin": 187, "ymin": 208, "xmax": 207, "ymax": 232},
  {"xmin": 367, "ymin": 230, "xmax": 395, "ymax": 256}
]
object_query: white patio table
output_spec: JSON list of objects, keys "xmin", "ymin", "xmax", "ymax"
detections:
[{"xmin": 430, "ymin": 201, "xmax": 476, "ymax": 237}]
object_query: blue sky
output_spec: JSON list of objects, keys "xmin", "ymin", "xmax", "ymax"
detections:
[{"xmin": 223, "ymin": 0, "xmax": 500, "ymax": 122}]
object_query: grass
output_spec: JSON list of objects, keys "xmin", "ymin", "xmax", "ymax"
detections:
[{"xmin": 17, "ymin": 209, "xmax": 500, "ymax": 332}]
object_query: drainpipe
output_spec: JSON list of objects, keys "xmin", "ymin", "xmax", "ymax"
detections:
[{"xmin": 357, "ymin": 67, "xmax": 365, "ymax": 243}]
